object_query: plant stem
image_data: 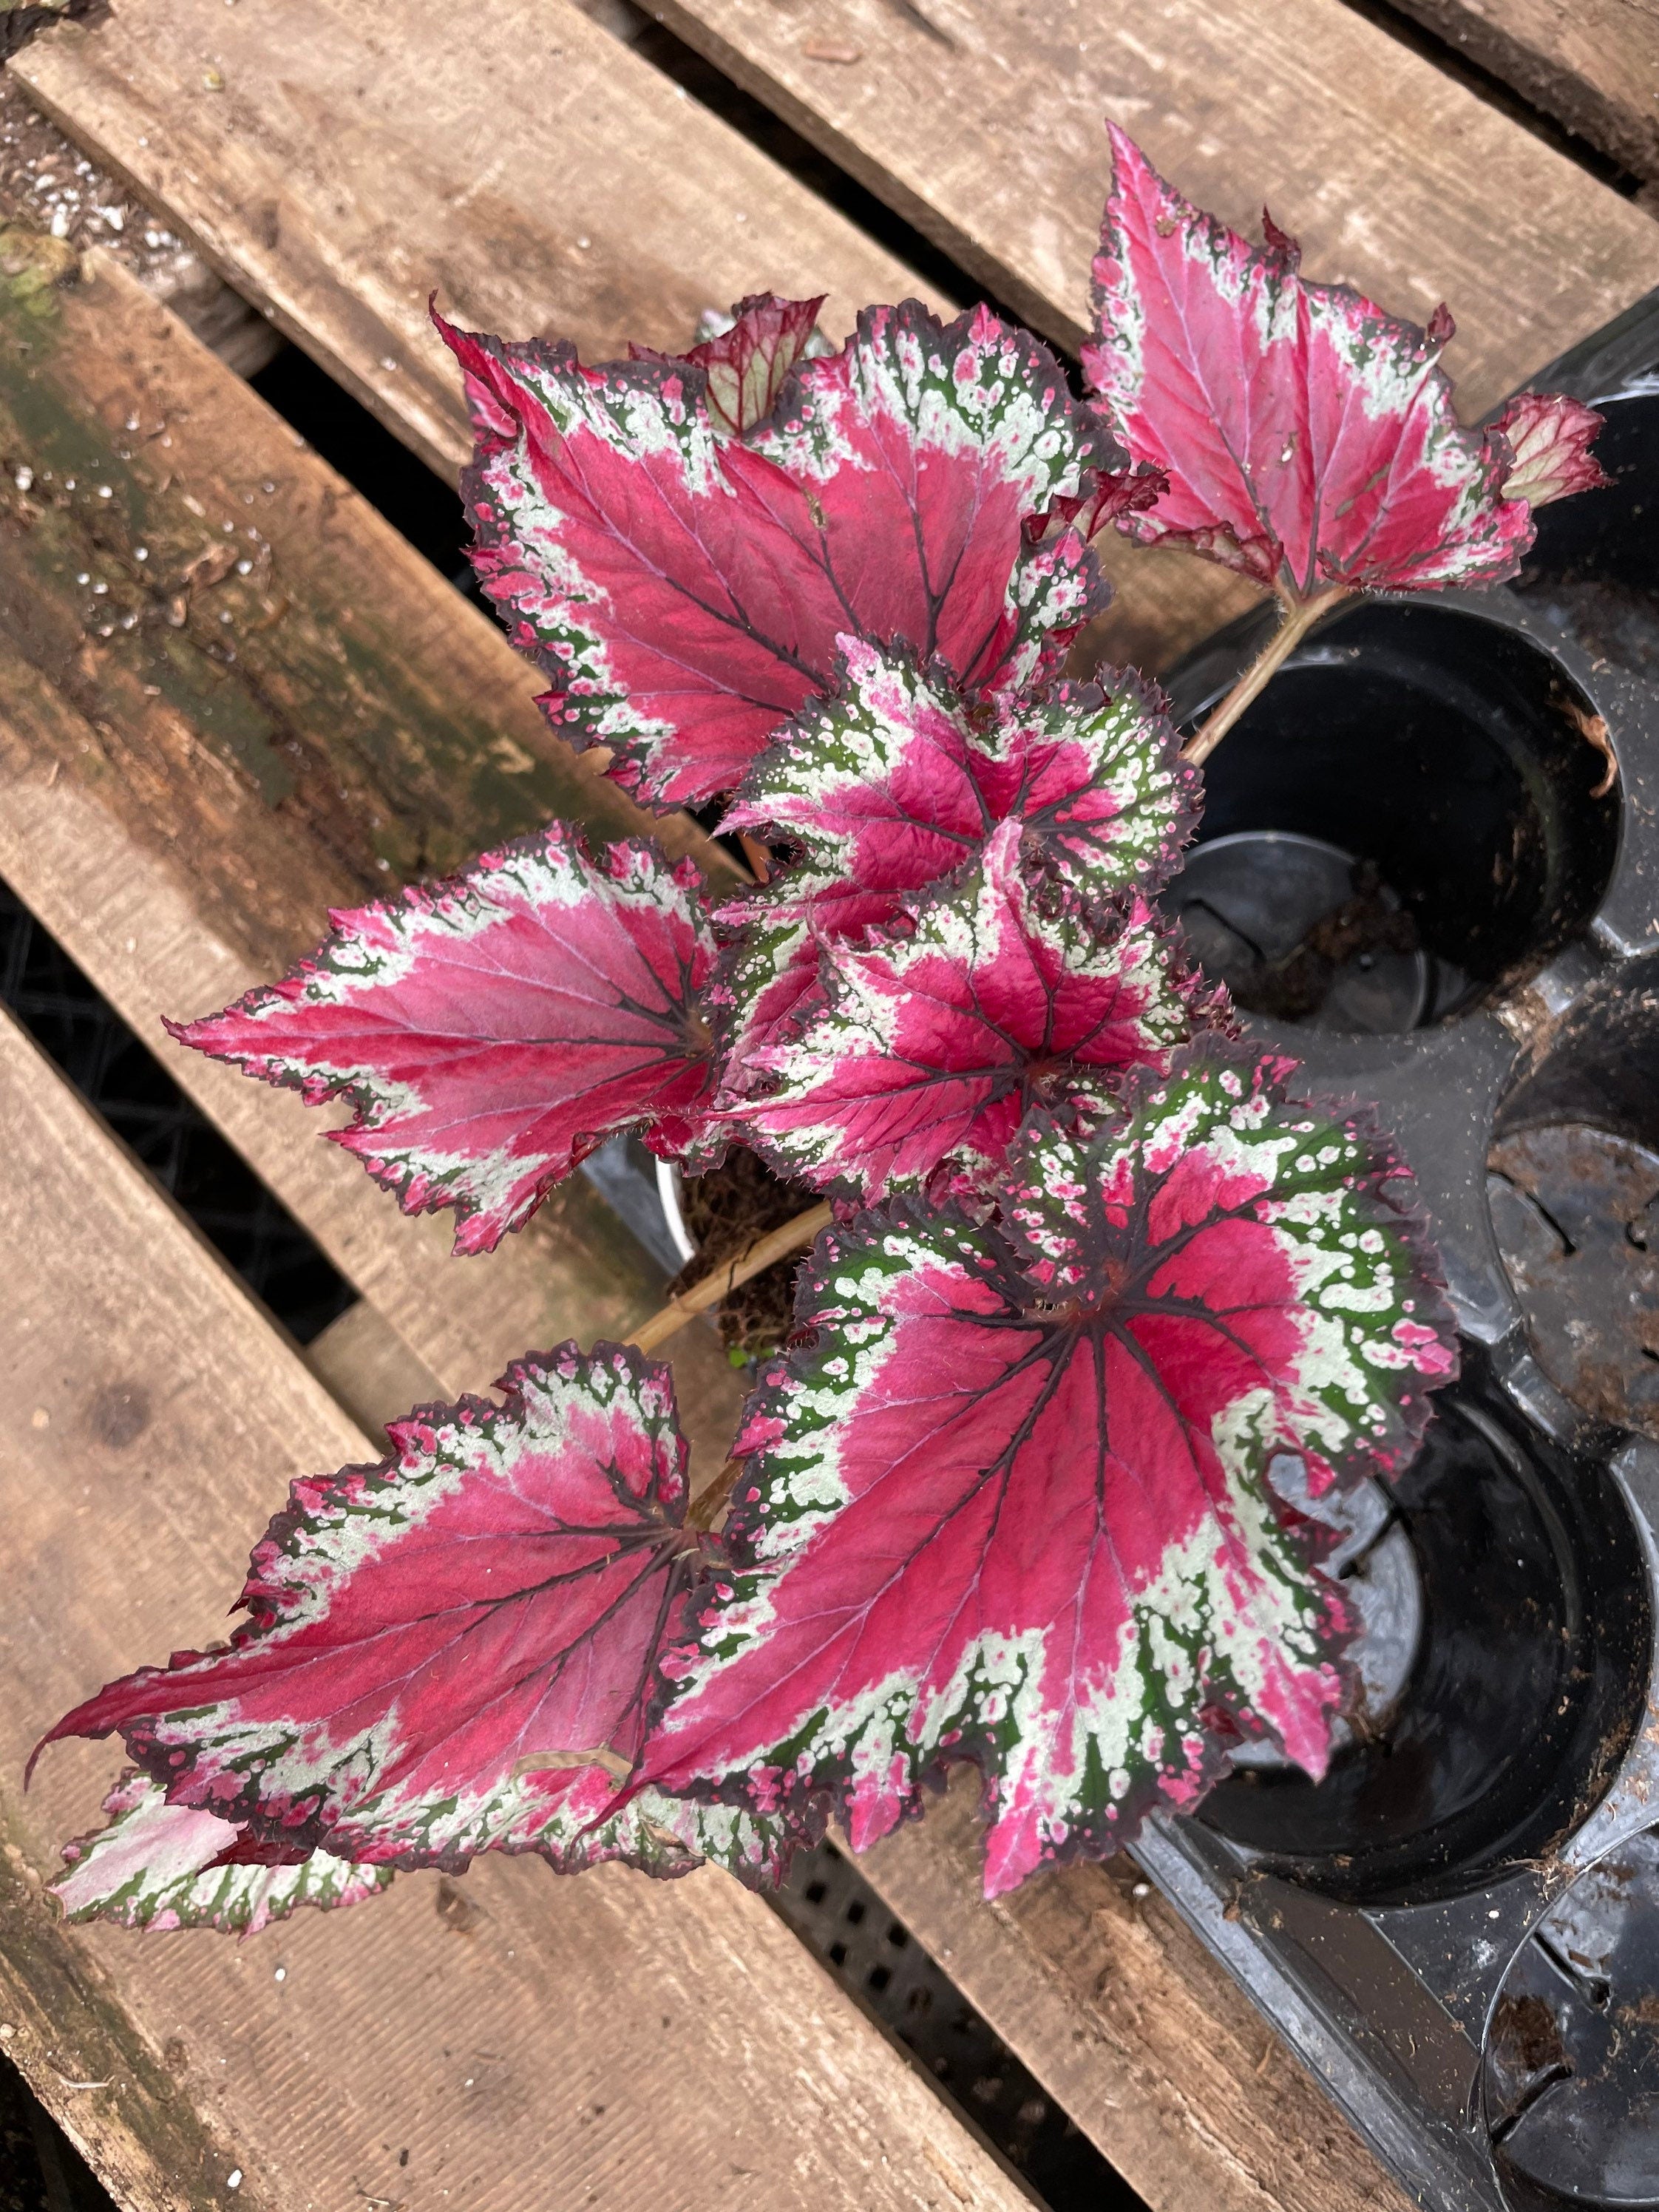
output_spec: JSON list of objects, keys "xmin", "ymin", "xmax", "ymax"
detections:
[
  {"xmin": 1183, "ymin": 587, "xmax": 1351, "ymax": 767},
  {"xmin": 628, "ymin": 1199, "xmax": 834, "ymax": 1357},
  {"xmin": 686, "ymin": 1456, "xmax": 743, "ymax": 1533}
]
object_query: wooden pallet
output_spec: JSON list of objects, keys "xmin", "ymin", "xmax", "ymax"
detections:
[{"xmin": 2, "ymin": 4, "xmax": 1656, "ymax": 2208}]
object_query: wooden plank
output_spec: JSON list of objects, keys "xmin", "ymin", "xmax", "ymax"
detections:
[
  {"xmin": 0, "ymin": 236, "xmax": 747, "ymax": 1479},
  {"xmin": 635, "ymin": 0, "xmax": 1659, "ymax": 397},
  {"xmin": 13, "ymin": 0, "xmax": 941, "ymax": 483},
  {"xmin": 0, "ymin": 1001, "xmax": 1035, "ymax": 2212},
  {"xmin": 623, "ymin": 0, "xmax": 1659, "ymax": 665},
  {"xmin": 1392, "ymin": 1, "xmax": 1659, "ymax": 185},
  {"xmin": 855, "ymin": 1778, "xmax": 1413, "ymax": 2212},
  {"xmin": 303, "ymin": 1299, "xmax": 446, "ymax": 1445}
]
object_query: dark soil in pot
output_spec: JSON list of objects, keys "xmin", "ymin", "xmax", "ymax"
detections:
[
  {"xmin": 666, "ymin": 1145, "xmax": 817, "ymax": 1364},
  {"xmin": 1161, "ymin": 598, "xmax": 1620, "ymax": 1032}
]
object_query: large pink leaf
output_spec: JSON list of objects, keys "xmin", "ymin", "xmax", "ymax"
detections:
[
  {"xmin": 53, "ymin": 1770, "xmax": 393, "ymax": 1937},
  {"xmin": 733, "ymin": 819, "xmax": 1217, "ymax": 1202},
  {"xmin": 169, "ymin": 826, "xmax": 717, "ymax": 1256},
  {"xmin": 643, "ymin": 1049, "xmax": 1458, "ymax": 1896},
  {"xmin": 441, "ymin": 301, "xmax": 1116, "ymax": 809},
  {"xmin": 1085, "ymin": 125, "xmax": 1544, "ymax": 595},
  {"xmin": 634, "ymin": 293, "xmax": 830, "ymax": 438},
  {"xmin": 722, "ymin": 636, "xmax": 1198, "ymax": 943},
  {"xmin": 38, "ymin": 1346, "xmax": 798, "ymax": 1886}
]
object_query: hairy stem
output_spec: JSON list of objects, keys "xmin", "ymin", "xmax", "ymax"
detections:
[
  {"xmin": 1183, "ymin": 586, "xmax": 1351, "ymax": 767},
  {"xmin": 686, "ymin": 1456, "xmax": 744, "ymax": 1533},
  {"xmin": 629, "ymin": 1200, "xmax": 834, "ymax": 1357}
]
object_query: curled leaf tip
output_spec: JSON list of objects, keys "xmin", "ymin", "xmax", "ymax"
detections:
[{"xmin": 1492, "ymin": 390, "xmax": 1609, "ymax": 508}]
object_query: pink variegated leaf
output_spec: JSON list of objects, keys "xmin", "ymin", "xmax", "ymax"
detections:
[
  {"xmin": 38, "ymin": 1346, "xmax": 800, "ymax": 1887},
  {"xmin": 1033, "ymin": 454, "xmax": 1167, "ymax": 543},
  {"xmin": 733, "ymin": 819, "xmax": 1218, "ymax": 1203},
  {"xmin": 642, "ymin": 1048, "xmax": 1458, "ymax": 1897},
  {"xmin": 52, "ymin": 1770, "xmax": 393, "ymax": 1938},
  {"xmin": 168, "ymin": 826, "xmax": 716, "ymax": 1256},
  {"xmin": 721, "ymin": 637, "xmax": 1198, "ymax": 946},
  {"xmin": 1085, "ymin": 125, "xmax": 1553, "ymax": 594},
  {"xmin": 634, "ymin": 294, "xmax": 830, "ymax": 438},
  {"xmin": 441, "ymin": 301, "xmax": 1115, "ymax": 809},
  {"xmin": 1492, "ymin": 391, "xmax": 1609, "ymax": 507},
  {"xmin": 701, "ymin": 914, "xmax": 827, "ymax": 1114}
]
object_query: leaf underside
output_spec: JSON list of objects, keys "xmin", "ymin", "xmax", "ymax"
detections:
[
  {"xmin": 169, "ymin": 825, "xmax": 716, "ymax": 1255},
  {"xmin": 645, "ymin": 1048, "xmax": 1458, "ymax": 1896},
  {"xmin": 1085, "ymin": 124, "xmax": 1536, "ymax": 595},
  {"xmin": 634, "ymin": 292, "xmax": 830, "ymax": 439},
  {"xmin": 53, "ymin": 1770, "xmax": 393, "ymax": 1938},
  {"xmin": 40, "ymin": 1345, "xmax": 800, "ymax": 1887},
  {"xmin": 1491, "ymin": 390, "xmax": 1609, "ymax": 508},
  {"xmin": 442, "ymin": 299, "xmax": 1119, "ymax": 809}
]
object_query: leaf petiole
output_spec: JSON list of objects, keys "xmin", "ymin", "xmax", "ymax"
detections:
[
  {"xmin": 1183, "ymin": 586, "xmax": 1351, "ymax": 767},
  {"xmin": 629, "ymin": 1200, "xmax": 833, "ymax": 1356}
]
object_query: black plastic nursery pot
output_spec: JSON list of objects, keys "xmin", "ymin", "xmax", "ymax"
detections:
[{"xmin": 1133, "ymin": 291, "xmax": 1659, "ymax": 2212}]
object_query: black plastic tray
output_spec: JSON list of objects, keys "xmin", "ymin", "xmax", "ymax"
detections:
[{"xmin": 1135, "ymin": 289, "xmax": 1659, "ymax": 2212}]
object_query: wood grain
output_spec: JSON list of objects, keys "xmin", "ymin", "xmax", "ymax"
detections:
[
  {"xmin": 855, "ymin": 1778, "xmax": 1414, "ymax": 2212},
  {"xmin": 0, "ymin": 1002, "xmax": 1034, "ymax": 2212},
  {"xmin": 1392, "ymin": 0, "xmax": 1659, "ymax": 183},
  {"xmin": 0, "ymin": 240, "xmax": 747, "ymax": 1479},
  {"xmin": 14, "ymin": 0, "xmax": 940, "ymax": 481},
  {"xmin": 632, "ymin": 0, "xmax": 1659, "ymax": 665},
  {"xmin": 303, "ymin": 1299, "xmax": 446, "ymax": 1445}
]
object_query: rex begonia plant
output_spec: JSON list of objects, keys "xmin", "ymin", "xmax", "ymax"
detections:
[{"xmin": 35, "ymin": 126, "xmax": 1604, "ymax": 1930}]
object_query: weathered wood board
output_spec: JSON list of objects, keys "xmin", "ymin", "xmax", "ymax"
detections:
[
  {"xmin": 0, "ymin": 241, "xmax": 1412, "ymax": 2212},
  {"xmin": 639, "ymin": 0, "xmax": 1659, "ymax": 406},
  {"xmin": 858, "ymin": 1780, "xmax": 1413, "ymax": 2212},
  {"xmin": 13, "ymin": 0, "xmax": 942, "ymax": 481},
  {"xmin": 634, "ymin": 0, "xmax": 1659, "ymax": 662},
  {"xmin": 0, "ymin": 1000, "xmax": 1036, "ymax": 2212},
  {"xmin": 1393, "ymin": 1, "xmax": 1659, "ymax": 185}
]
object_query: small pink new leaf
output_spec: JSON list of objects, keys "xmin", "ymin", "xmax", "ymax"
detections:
[
  {"xmin": 643, "ymin": 1049, "xmax": 1458, "ymax": 1896},
  {"xmin": 441, "ymin": 301, "xmax": 1115, "ymax": 808},
  {"xmin": 169, "ymin": 826, "xmax": 717, "ymax": 1255},
  {"xmin": 1086, "ymin": 124, "xmax": 1550, "ymax": 594},
  {"xmin": 1038, "ymin": 457, "xmax": 1168, "ymax": 543},
  {"xmin": 40, "ymin": 1346, "xmax": 799, "ymax": 1885},
  {"xmin": 733, "ymin": 819, "xmax": 1217, "ymax": 1203},
  {"xmin": 53, "ymin": 1770, "xmax": 393, "ymax": 1938},
  {"xmin": 634, "ymin": 293, "xmax": 829, "ymax": 438},
  {"xmin": 1491, "ymin": 391, "xmax": 1609, "ymax": 507}
]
